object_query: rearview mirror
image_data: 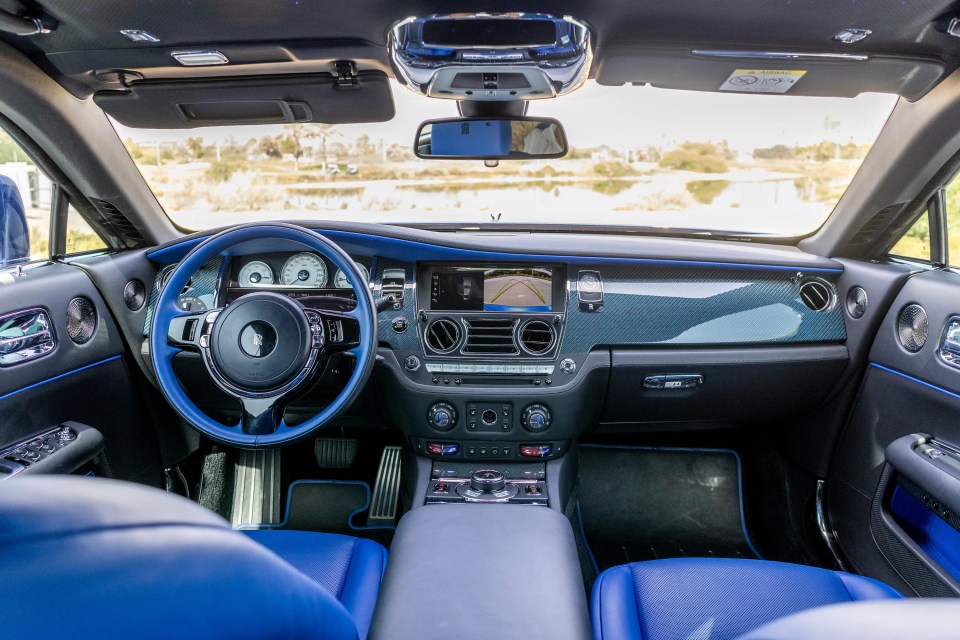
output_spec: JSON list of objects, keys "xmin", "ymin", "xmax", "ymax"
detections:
[{"xmin": 415, "ymin": 117, "xmax": 568, "ymax": 160}]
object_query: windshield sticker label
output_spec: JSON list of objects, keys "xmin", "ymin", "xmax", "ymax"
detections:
[{"xmin": 719, "ymin": 69, "xmax": 807, "ymax": 94}]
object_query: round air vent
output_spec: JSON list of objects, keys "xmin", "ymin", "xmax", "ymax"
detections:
[
  {"xmin": 425, "ymin": 318, "xmax": 461, "ymax": 354},
  {"xmin": 519, "ymin": 319, "xmax": 556, "ymax": 355},
  {"xmin": 898, "ymin": 304, "xmax": 928, "ymax": 353},
  {"xmin": 845, "ymin": 286, "xmax": 868, "ymax": 319},
  {"xmin": 799, "ymin": 279, "xmax": 834, "ymax": 312},
  {"xmin": 123, "ymin": 279, "xmax": 146, "ymax": 311},
  {"xmin": 66, "ymin": 297, "xmax": 97, "ymax": 344}
]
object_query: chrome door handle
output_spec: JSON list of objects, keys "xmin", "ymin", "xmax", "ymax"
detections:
[{"xmin": 0, "ymin": 307, "xmax": 56, "ymax": 366}]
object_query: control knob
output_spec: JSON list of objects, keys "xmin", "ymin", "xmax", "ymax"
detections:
[
  {"xmin": 521, "ymin": 404, "xmax": 552, "ymax": 432},
  {"xmin": 470, "ymin": 469, "xmax": 506, "ymax": 493},
  {"xmin": 426, "ymin": 402, "xmax": 457, "ymax": 431}
]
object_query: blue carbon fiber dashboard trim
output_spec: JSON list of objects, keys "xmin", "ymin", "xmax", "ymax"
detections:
[
  {"xmin": 561, "ymin": 266, "xmax": 845, "ymax": 350},
  {"xmin": 147, "ymin": 230, "xmax": 842, "ymax": 274}
]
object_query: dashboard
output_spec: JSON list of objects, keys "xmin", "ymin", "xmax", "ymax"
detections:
[{"xmin": 142, "ymin": 222, "xmax": 853, "ymax": 466}]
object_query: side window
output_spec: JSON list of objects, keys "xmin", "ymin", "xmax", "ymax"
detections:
[
  {"xmin": 65, "ymin": 204, "xmax": 107, "ymax": 255},
  {"xmin": 889, "ymin": 211, "xmax": 931, "ymax": 262},
  {"xmin": 0, "ymin": 127, "xmax": 107, "ymax": 266},
  {"xmin": 0, "ymin": 128, "xmax": 48, "ymax": 265},
  {"xmin": 946, "ymin": 172, "xmax": 960, "ymax": 266}
]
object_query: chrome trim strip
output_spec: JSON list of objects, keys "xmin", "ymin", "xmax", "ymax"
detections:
[
  {"xmin": 692, "ymin": 50, "xmax": 869, "ymax": 62},
  {"xmin": 816, "ymin": 479, "xmax": 849, "ymax": 572}
]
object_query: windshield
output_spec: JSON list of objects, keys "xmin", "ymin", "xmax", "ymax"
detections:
[{"xmin": 113, "ymin": 81, "xmax": 897, "ymax": 237}]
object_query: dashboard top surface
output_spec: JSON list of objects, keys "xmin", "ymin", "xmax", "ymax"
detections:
[{"xmin": 147, "ymin": 221, "xmax": 842, "ymax": 273}]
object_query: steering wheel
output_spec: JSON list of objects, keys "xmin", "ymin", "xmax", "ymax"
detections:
[{"xmin": 149, "ymin": 223, "xmax": 378, "ymax": 447}]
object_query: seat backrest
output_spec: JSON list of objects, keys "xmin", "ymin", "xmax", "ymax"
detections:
[{"xmin": 0, "ymin": 476, "xmax": 359, "ymax": 640}]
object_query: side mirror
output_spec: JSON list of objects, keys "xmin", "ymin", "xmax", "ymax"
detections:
[
  {"xmin": 0, "ymin": 174, "xmax": 30, "ymax": 267},
  {"xmin": 415, "ymin": 117, "xmax": 568, "ymax": 160}
]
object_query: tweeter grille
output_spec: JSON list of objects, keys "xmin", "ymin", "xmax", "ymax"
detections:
[
  {"xmin": 123, "ymin": 279, "xmax": 146, "ymax": 311},
  {"xmin": 845, "ymin": 286, "xmax": 868, "ymax": 319},
  {"xmin": 66, "ymin": 297, "xmax": 97, "ymax": 344},
  {"xmin": 898, "ymin": 304, "xmax": 928, "ymax": 353}
]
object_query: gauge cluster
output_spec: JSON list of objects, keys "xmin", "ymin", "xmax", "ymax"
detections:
[{"xmin": 232, "ymin": 253, "xmax": 371, "ymax": 291}]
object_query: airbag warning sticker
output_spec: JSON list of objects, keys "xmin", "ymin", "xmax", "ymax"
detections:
[{"xmin": 719, "ymin": 69, "xmax": 807, "ymax": 94}]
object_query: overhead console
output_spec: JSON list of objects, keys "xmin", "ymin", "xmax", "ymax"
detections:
[{"xmin": 389, "ymin": 13, "xmax": 592, "ymax": 101}]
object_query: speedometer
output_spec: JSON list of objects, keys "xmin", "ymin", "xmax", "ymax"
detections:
[
  {"xmin": 280, "ymin": 252, "xmax": 328, "ymax": 287},
  {"xmin": 334, "ymin": 263, "xmax": 370, "ymax": 289},
  {"xmin": 238, "ymin": 260, "xmax": 274, "ymax": 287}
]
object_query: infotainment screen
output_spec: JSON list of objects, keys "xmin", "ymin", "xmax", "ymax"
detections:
[{"xmin": 430, "ymin": 267, "xmax": 553, "ymax": 312}]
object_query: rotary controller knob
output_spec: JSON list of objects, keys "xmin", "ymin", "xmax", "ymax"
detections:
[
  {"xmin": 470, "ymin": 469, "xmax": 506, "ymax": 493},
  {"xmin": 521, "ymin": 404, "xmax": 552, "ymax": 432},
  {"xmin": 427, "ymin": 402, "xmax": 457, "ymax": 431}
]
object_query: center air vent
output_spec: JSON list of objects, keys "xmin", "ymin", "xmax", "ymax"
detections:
[
  {"xmin": 463, "ymin": 318, "xmax": 518, "ymax": 354},
  {"xmin": 425, "ymin": 318, "xmax": 461, "ymax": 354},
  {"xmin": 799, "ymin": 280, "xmax": 834, "ymax": 312},
  {"xmin": 519, "ymin": 319, "xmax": 556, "ymax": 355}
]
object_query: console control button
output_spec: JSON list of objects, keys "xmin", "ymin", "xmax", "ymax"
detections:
[
  {"xmin": 404, "ymin": 355, "xmax": 421, "ymax": 371},
  {"xmin": 521, "ymin": 404, "xmax": 552, "ymax": 432},
  {"xmin": 426, "ymin": 442, "xmax": 459, "ymax": 456},
  {"xmin": 520, "ymin": 444, "xmax": 553, "ymax": 458},
  {"xmin": 427, "ymin": 402, "xmax": 457, "ymax": 431},
  {"xmin": 470, "ymin": 469, "xmax": 507, "ymax": 493}
]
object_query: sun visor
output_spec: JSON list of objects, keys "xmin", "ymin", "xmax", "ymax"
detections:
[
  {"xmin": 93, "ymin": 71, "xmax": 395, "ymax": 128},
  {"xmin": 595, "ymin": 48, "xmax": 945, "ymax": 101}
]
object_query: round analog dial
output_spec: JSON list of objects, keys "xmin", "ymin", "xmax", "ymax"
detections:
[
  {"xmin": 280, "ymin": 252, "xmax": 328, "ymax": 287},
  {"xmin": 334, "ymin": 263, "xmax": 370, "ymax": 289},
  {"xmin": 238, "ymin": 260, "xmax": 275, "ymax": 287},
  {"xmin": 578, "ymin": 272, "xmax": 601, "ymax": 292}
]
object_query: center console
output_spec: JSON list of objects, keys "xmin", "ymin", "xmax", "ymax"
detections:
[
  {"xmin": 368, "ymin": 504, "xmax": 591, "ymax": 640},
  {"xmin": 425, "ymin": 460, "xmax": 549, "ymax": 505},
  {"xmin": 375, "ymin": 261, "xmax": 609, "ymax": 477}
]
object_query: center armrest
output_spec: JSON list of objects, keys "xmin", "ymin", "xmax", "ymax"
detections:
[{"xmin": 369, "ymin": 504, "xmax": 591, "ymax": 640}]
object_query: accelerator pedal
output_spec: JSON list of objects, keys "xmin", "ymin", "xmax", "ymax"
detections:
[
  {"xmin": 314, "ymin": 438, "xmax": 358, "ymax": 469},
  {"xmin": 231, "ymin": 448, "xmax": 281, "ymax": 528},
  {"xmin": 368, "ymin": 446, "xmax": 402, "ymax": 525}
]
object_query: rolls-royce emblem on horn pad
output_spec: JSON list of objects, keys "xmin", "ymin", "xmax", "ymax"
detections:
[{"xmin": 239, "ymin": 321, "xmax": 277, "ymax": 358}]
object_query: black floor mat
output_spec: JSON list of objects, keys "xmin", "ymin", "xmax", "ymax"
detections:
[
  {"xmin": 578, "ymin": 445, "xmax": 759, "ymax": 573},
  {"xmin": 281, "ymin": 480, "xmax": 394, "ymax": 547}
]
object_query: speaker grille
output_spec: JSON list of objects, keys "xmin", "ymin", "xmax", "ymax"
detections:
[
  {"xmin": 66, "ymin": 297, "xmax": 97, "ymax": 344},
  {"xmin": 123, "ymin": 279, "xmax": 146, "ymax": 311},
  {"xmin": 898, "ymin": 304, "xmax": 928, "ymax": 353},
  {"xmin": 845, "ymin": 286, "xmax": 868, "ymax": 319}
]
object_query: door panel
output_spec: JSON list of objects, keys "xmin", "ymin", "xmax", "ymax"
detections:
[
  {"xmin": 0, "ymin": 260, "xmax": 162, "ymax": 485},
  {"xmin": 829, "ymin": 266, "xmax": 960, "ymax": 596}
]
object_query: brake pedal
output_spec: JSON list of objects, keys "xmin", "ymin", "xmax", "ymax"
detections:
[
  {"xmin": 314, "ymin": 438, "xmax": 357, "ymax": 469},
  {"xmin": 368, "ymin": 446, "xmax": 402, "ymax": 525}
]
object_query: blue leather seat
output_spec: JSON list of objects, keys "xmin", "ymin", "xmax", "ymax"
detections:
[
  {"xmin": 591, "ymin": 558, "xmax": 902, "ymax": 640},
  {"xmin": 243, "ymin": 529, "xmax": 387, "ymax": 639},
  {"xmin": 0, "ymin": 476, "xmax": 386, "ymax": 640}
]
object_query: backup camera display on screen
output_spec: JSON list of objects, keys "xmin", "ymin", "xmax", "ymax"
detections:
[
  {"xmin": 430, "ymin": 267, "xmax": 553, "ymax": 312},
  {"xmin": 483, "ymin": 269, "xmax": 552, "ymax": 312}
]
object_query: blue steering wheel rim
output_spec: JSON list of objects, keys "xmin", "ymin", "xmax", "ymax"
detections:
[{"xmin": 149, "ymin": 223, "xmax": 378, "ymax": 447}]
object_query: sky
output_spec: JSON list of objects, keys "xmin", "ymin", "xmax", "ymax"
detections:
[{"xmin": 113, "ymin": 80, "xmax": 899, "ymax": 154}]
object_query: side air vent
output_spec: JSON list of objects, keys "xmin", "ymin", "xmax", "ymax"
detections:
[
  {"xmin": 123, "ymin": 279, "xmax": 146, "ymax": 311},
  {"xmin": 90, "ymin": 199, "xmax": 147, "ymax": 248},
  {"xmin": 425, "ymin": 318, "xmax": 461, "ymax": 354},
  {"xmin": 66, "ymin": 297, "xmax": 97, "ymax": 344},
  {"xmin": 898, "ymin": 304, "xmax": 928, "ymax": 353},
  {"xmin": 799, "ymin": 280, "xmax": 834, "ymax": 312},
  {"xmin": 845, "ymin": 286, "xmax": 868, "ymax": 319},
  {"xmin": 463, "ymin": 318, "xmax": 518, "ymax": 355},
  {"xmin": 518, "ymin": 319, "xmax": 556, "ymax": 355}
]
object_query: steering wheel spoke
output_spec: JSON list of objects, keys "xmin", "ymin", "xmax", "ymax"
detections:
[
  {"xmin": 238, "ymin": 394, "xmax": 287, "ymax": 435},
  {"xmin": 167, "ymin": 308, "xmax": 223, "ymax": 350}
]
